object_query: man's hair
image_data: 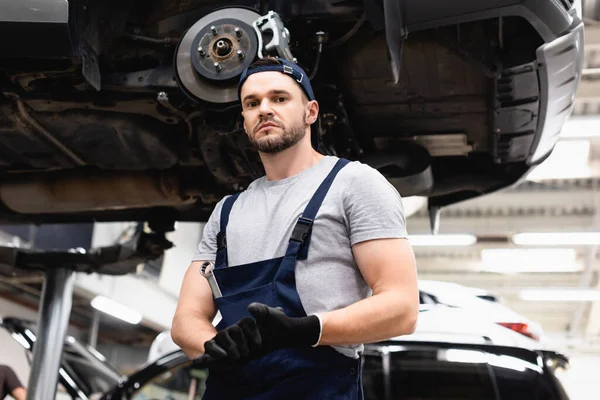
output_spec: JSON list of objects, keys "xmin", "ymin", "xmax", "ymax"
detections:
[{"xmin": 243, "ymin": 57, "xmax": 308, "ymax": 103}]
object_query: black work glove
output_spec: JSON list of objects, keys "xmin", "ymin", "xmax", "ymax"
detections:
[
  {"xmin": 247, "ymin": 302, "xmax": 321, "ymax": 354},
  {"xmin": 203, "ymin": 316, "xmax": 262, "ymax": 370}
]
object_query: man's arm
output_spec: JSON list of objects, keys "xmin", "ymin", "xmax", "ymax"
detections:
[
  {"xmin": 11, "ymin": 387, "xmax": 26, "ymax": 400},
  {"xmin": 0, "ymin": 365, "xmax": 27, "ymax": 400},
  {"xmin": 171, "ymin": 260, "xmax": 218, "ymax": 359},
  {"xmin": 172, "ymin": 197, "xmax": 227, "ymax": 359},
  {"xmin": 317, "ymin": 237, "xmax": 419, "ymax": 346}
]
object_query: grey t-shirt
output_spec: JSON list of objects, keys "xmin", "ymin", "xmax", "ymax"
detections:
[{"xmin": 194, "ymin": 155, "xmax": 408, "ymax": 358}]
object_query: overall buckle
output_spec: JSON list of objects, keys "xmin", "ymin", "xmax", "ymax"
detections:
[{"xmin": 290, "ymin": 217, "xmax": 313, "ymax": 244}]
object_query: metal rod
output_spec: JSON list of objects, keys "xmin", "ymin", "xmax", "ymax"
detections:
[
  {"xmin": 381, "ymin": 348, "xmax": 391, "ymax": 400},
  {"xmin": 499, "ymin": 16, "xmax": 503, "ymax": 50},
  {"xmin": 123, "ymin": 33, "xmax": 179, "ymax": 45},
  {"xmin": 89, "ymin": 310, "xmax": 100, "ymax": 349},
  {"xmin": 16, "ymin": 99, "xmax": 86, "ymax": 166},
  {"xmin": 26, "ymin": 267, "xmax": 75, "ymax": 400}
]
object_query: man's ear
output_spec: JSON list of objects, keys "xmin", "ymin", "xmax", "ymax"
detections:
[{"xmin": 306, "ymin": 100, "xmax": 319, "ymax": 125}]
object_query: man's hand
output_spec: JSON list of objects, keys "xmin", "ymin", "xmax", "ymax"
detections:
[
  {"xmin": 203, "ymin": 316, "xmax": 262, "ymax": 368},
  {"xmin": 202, "ymin": 303, "xmax": 321, "ymax": 369},
  {"xmin": 247, "ymin": 302, "xmax": 321, "ymax": 351}
]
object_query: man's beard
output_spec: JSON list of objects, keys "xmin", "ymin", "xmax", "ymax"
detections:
[{"xmin": 249, "ymin": 114, "xmax": 307, "ymax": 154}]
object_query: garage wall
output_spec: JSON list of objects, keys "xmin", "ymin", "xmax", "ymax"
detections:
[
  {"xmin": 159, "ymin": 222, "xmax": 204, "ymax": 297},
  {"xmin": 72, "ymin": 221, "xmax": 205, "ymax": 332}
]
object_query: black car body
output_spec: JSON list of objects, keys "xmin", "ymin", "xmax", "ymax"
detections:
[
  {"xmin": 101, "ymin": 341, "xmax": 572, "ymax": 400},
  {"xmin": 0, "ymin": 317, "xmax": 122, "ymax": 399},
  {"xmin": 0, "ymin": 0, "xmax": 585, "ymax": 229},
  {"xmin": 0, "ymin": 315, "xmax": 572, "ymax": 400}
]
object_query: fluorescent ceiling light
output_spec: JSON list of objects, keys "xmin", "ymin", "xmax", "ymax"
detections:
[
  {"xmin": 408, "ymin": 234, "xmax": 477, "ymax": 246},
  {"xmin": 91, "ymin": 295, "xmax": 142, "ymax": 324},
  {"xmin": 512, "ymin": 232, "xmax": 600, "ymax": 246},
  {"xmin": 526, "ymin": 140, "xmax": 591, "ymax": 181},
  {"xmin": 479, "ymin": 248, "xmax": 581, "ymax": 273},
  {"xmin": 10, "ymin": 333, "xmax": 30, "ymax": 349},
  {"xmin": 481, "ymin": 248, "xmax": 576, "ymax": 263},
  {"xmin": 520, "ymin": 289, "xmax": 600, "ymax": 302},
  {"xmin": 479, "ymin": 264, "xmax": 582, "ymax": 274}
]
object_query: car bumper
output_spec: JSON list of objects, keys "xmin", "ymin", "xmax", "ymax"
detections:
[
  {"xmin": 395, "ymin": 1, "xmax": 585, "ymax": 167},
  {"xmin": 528, "ymin": 18, "xmax": 585, "ymax": 165}
]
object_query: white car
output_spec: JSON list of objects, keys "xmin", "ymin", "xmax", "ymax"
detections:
[
  {"xmin": 148, "ymin": 305, "xmax": 545, "ymax": 368},
  {"xmin": 400, "ymin": 304, "xmax": 542, "ymax": 350},
  {"xmin": 148, "ymin": 305, "xmax": 545, "ymax": 365},
  {"xmin": 418, "ymin": 280, "xmax": 545, "ymax": 344},
  {"xmin": 147, "ymin": 279, "xmax": 548, "ymax": 363}
]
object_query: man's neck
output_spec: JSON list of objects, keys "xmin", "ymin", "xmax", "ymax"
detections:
[{"xmin": 260, "ymin": 145, "xmax": 324, "ymax": 181}]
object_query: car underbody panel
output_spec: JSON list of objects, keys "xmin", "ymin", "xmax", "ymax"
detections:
[{"xmin": 0, "ymin": 0, "xmax": 584, "ymax": 227}]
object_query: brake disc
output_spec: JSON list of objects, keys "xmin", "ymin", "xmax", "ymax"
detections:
[{"xmin": 174, "ymin": 7, "xmax": 261, "ymax": 104}]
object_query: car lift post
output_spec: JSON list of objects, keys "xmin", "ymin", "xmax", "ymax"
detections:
[{"xmin": 28, "ymin": 266, "xmax": 75, "ymax": 400}]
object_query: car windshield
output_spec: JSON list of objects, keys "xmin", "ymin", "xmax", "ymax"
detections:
[
  {"xmin": 130, "ymin": 362, "xmax": 209, "ymax": 400},
  {"xmin": 362, "ymin": 346, "xmax": 569, "ymax": 400},
  {"xmin": 59, "ymin": 338, "xmax": 122, "ymax": 395},
  {"xmin": 12, "ymin": 321, "xmax": 121, "ymax": 397}
]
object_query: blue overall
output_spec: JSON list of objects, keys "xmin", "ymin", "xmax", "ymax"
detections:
[{"xmin": 202, "ymin": 158, "xmax": 364, "ymax": 400}]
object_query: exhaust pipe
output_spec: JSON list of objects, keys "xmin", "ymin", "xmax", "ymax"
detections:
[{"xmin": 0, "ymin": 170, "xmax": 196, "ymax": 214}]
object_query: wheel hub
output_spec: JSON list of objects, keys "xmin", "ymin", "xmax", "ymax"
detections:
[
  {"xmin": 190, "ymin": 18, "xmax": 256, "ymax": 82},
  {"xmin": 174, "ymin": 8, "xmax": 261, "ymax": 103}
]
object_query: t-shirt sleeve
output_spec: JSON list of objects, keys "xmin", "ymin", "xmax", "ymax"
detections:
[
  {"xmin": 0, "ymin": 365, "xmax": 24, "ymax": 391},
  {"xmin": 192, "ymin": 196, "xmax": 229, "ymax": 262},
  {"xmin": 343, "ymin": 164, "xmax": 408, "ymax": 246}
]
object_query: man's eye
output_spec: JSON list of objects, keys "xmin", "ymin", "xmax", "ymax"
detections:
[
  {"xmin": 275, "ymin": 97, "xmax": 287, "ymax": 102},
  {"xmin": 247, "ymin": 101, "xmax": 258, "ymax": 108}
]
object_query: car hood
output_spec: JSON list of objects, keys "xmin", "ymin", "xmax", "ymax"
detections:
[{"xmin": 102, "ymin": 336, "xmax": 571, "ymax": 400}]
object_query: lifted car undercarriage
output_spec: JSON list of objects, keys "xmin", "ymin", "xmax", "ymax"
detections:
[
  {"xmin": 0, "ymin": 3, "xmax": 585, "ymax": 399},
  {"xmin": 0, "ymin": 0, "xmax": 584, "ymax": 230}
]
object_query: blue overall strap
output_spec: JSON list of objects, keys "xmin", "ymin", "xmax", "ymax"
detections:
[
  {"xmin": 287, "ymin": 158, "xmax": 350, "ymax": 259},
  {"xmin": 215, "ymin": 192, "xmax": 241, "ymax": 268}
]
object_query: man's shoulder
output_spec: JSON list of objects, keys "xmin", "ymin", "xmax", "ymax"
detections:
[
  {"xmin": 208, "ymin": 191, "xmax": 244, "ymax": 219},
  {"xmin": 219, "ymin": 174, "xmax": 266, "ymax": 203}
]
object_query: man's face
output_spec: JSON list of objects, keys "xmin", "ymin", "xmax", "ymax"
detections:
[{"xmin": 240, "ymin": 70, "xmax": 313, "ymax": 154}]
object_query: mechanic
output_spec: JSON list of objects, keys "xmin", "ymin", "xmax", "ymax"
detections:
[
  {"xmin": 171, "ymin": 56, "xmax": 419, "ymax": 399},
  {"xmin": 0, "ymin": 365, "xmax": 27, "ymax": 400}
]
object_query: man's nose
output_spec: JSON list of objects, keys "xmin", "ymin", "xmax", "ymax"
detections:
[{"xmin": 258, "ymin": 99, "xmax": 273, "ymax": 116}]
